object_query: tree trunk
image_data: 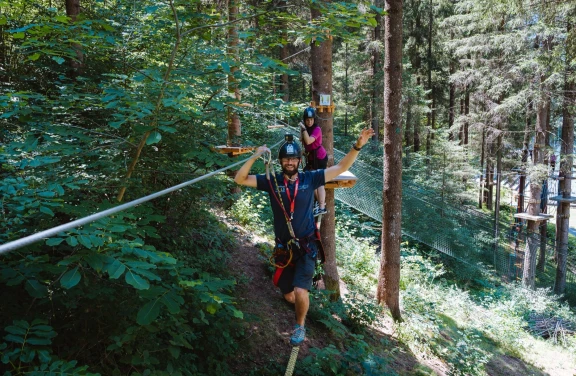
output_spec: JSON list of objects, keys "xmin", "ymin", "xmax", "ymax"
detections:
[
  {"xmin": 310, "ymin": 1, "xmax": 340, "ymax": 300},
  {"xmin": 425, "ymin": 0, "xmax": 433, "ymax": 155},
  {"xmin": 227, "ymin": 0, "xmax": 241, "ymax": 145},
  {"xmin": 414, "ymin": 76, "xmax": 421, "ymax": 152},
  {"xmin": 448, "ymin": 59, "xmax": 455, "ymax": 140},
  {"xmin": 405, "ymin": 96, "xmax": 413, "ymax": 152},
  {"xmin": 372, "ymin": 1, "xmax": 383, "ymax": 141},
  {"xmin": 555, "ymin": 22, "xmax": 575, "ymax": 294},
  {"xmin": 478, "ymin": 127, "xmax": 485, "ymax": 208},
  {"xmin": 376, "ymin": 0, "xmax": 403, "ymax": 322},
  {"xmin": 279, "ymin": 0, "xmax": 289, "ymax": 102},
  {"xmin": 464, "ymin": 88, "xmax": 469, "ymax": 145},
  {"xmin": 537, "ymin": 96, "xmax": 549, "ymax": 271},
  {"xmin": 494, "ymin": 133, "xmax": 502, "ymax": 264},
  {"xmin": 344, "ymin": 43, "xmax": 349, "ymax": 136},
  {"xmin": 523, "ymin": 88, "xmax": 547, "ymax": 289},
  {"xmin": 65, "ymin": 0, "xmax": 84, "ymax": 77}
]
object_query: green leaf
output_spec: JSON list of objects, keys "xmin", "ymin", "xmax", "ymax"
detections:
[
  {"xmin": 40, "ymin": 206, "xmax": 54, "ymax": 216},
  {"xmin": 29, "ymin": 53, "xmax": 41, "ymax": 61},
  {"xmin": 52, "ymin": 56, "xmax": 65, "ymax": 65},
  {"xmin": 25, "ymin": 280, "xmax": 48, "ymax": 298},
  {"xmin": 107, "ymin": 260, "xmax": 126, "ymax": 279},
  {"xmin": 12, "ymin": 32, "xmax": 25, "ymax": 39},
  {"xmin": 61, "ymin": 267, "xmax": 81, "ymax": 289},
  {"xmin": 46, "ymin": 238, "xmax": 64, "ymax": 246},
  {"xmin": 158, "ymin": 125, "xmax": 177, "ymax": 133},
  {"xmin": 77, "ymin": 235, "xmax": 92, "ymax": 249},
  {"xmin": 168, "ymin": 346, "xmax": 180, "ymax": 359},
  {"xmin": 37, "ymin": 191, "xmax": 55, "ymax": 198},
  {"xmin": 4, "ymin": 334, "xmax": 25, "ymax": 344},
  {"xmin": 146, "ymin": 131, "xmax": 161, "ymax": 145},
  {"xmin": 137, "ymin": 300, "xmax": 161, "ymax": 325},
  {"xmin": 65, "ymin": 236, "xmax": 78, "ymax": 247},
  {"xmin": 5, "ymin": 325, "xmax": 27, "ymax": 336},
  {"xmin": 125, "ymin": 271, "xmax": 150, "ymax": 290},
  {"xmin": 26, "ymin": 338, "xmax": 51, "ymax": 345},
  {"xmin": 206, "ymin": 303, "xmax": 218, "ymax": 315},
  {"xmin": 54, "ymin": 15, "xmax": 69, "ymax": 23},
  {"xmin": 160, "ymin": 295, "xmax": 181, "ymax": 314},
  {"xmin": 84, "ymin": 254, "xmax": 104, "ymax": 271},
  {"xmin": 38, "ymin": 350, "xmax": 51, "ymax": 363},
  {"xmin": 231, "ymin": 308, "xmax": 243, "ymax": 319}
]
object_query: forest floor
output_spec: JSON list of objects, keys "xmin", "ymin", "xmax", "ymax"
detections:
[{"xmin": 219, "ymin": 212, "xmax": 569, "ymax": 376}]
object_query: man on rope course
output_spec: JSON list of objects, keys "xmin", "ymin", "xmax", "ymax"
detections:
[{"xmin": 234, "ymin": 128, "xmax": 374, "ymax": 346}]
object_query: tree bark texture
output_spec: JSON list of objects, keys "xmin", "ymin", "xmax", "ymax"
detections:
[
  {"xmin": 523, "ymin": 89, "xmax": 547, "ymax": 289},
  {"xmin": 448, "ymin": 61, "xmax": 455, "ymax": 139},
  {"xmin": 65, "ymin": 0, "xmax": 84, "ymax": 77},
  {"xmin": 478, "ymin": 127, "xmax": 485, "ymax": 208},
  {"xmin": 425, "ymin": 0, "xmax": 433, "ymax": 155},
  {"xmin": 372, "ymin": 2, "xmax": 383, "ymax": 141},
  {"xmin": 376, "ymin": 0, "xmax": 403, "ymax": 322},
  {"xmin": 310, "ymin": 2, "xmax": 340, "ymax": 300},
  {"xmin": 279, "ymin": 0, "xmax": 289, "ymax": 102},
  {"xmin": 227, "ymin": 0, "xmax": 241, "ymax": 145},
  {"xmin": 555, "ymin": 23, "xmax": 575, "ymax": 294}
]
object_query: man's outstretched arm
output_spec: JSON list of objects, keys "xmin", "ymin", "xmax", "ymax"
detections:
[
  {"xmin": 324, "ymin": 128, "xmax": 374, "ymax": 183},
  {"xmin": 234, "ymin": 145, "xmax": 270, "ymax": 188}
]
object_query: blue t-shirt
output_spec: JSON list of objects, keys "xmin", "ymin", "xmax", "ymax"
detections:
[{"xmin": 256, "ymin": 170, "xmax": 325, "ymax": 243}]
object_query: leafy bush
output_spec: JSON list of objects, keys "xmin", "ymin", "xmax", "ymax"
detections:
[{"xmin": 0, "ymin": 320, "xmax": 98, "ymax": 376}]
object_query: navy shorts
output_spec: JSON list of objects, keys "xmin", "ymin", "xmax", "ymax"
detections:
[{"xmin": 277, "ymin": 242, "xmax": 318, "ymax": 294}]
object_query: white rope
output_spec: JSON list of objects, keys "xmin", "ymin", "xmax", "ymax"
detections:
[{"xmin": 0, "ymin": 139, "xmax": 284, "ymax": 256}]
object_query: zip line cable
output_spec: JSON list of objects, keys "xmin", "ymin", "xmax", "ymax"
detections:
[{"xmin": 0, "ymin": 139, "xmax": 284, "ymax": 256}]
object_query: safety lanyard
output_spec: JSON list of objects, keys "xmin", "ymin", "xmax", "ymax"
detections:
[
  {"xmin": 283, "ymin": 177, "xmax": 299, "ymax": 220},
  {"xmin": 267, "ymin": 172, "xmax": 297, "ymax": 239}
]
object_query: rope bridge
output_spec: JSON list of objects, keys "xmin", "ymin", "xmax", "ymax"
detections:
[{"xmin": 330, "ymin": 145, "xmax": 576, "ymax": 299}]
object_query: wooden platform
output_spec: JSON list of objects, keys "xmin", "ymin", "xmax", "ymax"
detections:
[
  {"xmin": 513, "ymin": 212, "xmax": 552, "ymax": 222},
  {"xmin": 212, "ymin": 145, "xmax": 255, "ymax": 156},
  {"xmin": 325, "ymin": 170, "xmax": 357, "ymax": 189}
]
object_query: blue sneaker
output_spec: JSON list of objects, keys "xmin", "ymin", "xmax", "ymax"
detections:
[
  {"xmin": 313, "ymin": 207, "xmax": 327, "ymax": 217},
  {"xmin": 290, "ymin": 324, "xmax": 306, "ymax": 346}
]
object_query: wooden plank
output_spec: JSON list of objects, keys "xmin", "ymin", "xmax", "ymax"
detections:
[
  {"xmin": 212, "ymin": 145, "xmax": 255, "ymax": 156},
  {"xmin": 513, "ymin": 213, "xmax": 551, "ymax": 222}
]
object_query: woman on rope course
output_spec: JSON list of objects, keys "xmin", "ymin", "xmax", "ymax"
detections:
[
  {"xmin": 300, "ymin": 106, "xmax": 328, "ymax": 217},
  {"xmin": 234, "ymin": 128, "xmax": 374, "ymax": 346}
]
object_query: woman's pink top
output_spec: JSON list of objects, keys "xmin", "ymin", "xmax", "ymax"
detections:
[{"xmin": 304, "ymin": 126, "xmax": 327, "ymax": 160}]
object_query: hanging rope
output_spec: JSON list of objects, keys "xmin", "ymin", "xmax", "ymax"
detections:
[
  {"xmin": 0, "ymin": 139, "xmax": 284, "ymax": 256},
  {"xmin": 284, "ymin": 346, "xmax": 300, "ymax": 376}
]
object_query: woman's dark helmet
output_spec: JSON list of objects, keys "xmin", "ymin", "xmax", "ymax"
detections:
[{"xmin": 302, "ymin": 107, "xmax": 316, "ymax": 121}]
